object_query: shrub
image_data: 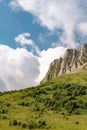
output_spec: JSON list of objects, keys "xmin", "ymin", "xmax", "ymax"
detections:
[
  {"xmin": 18, "ymin": 101, "xmax": 25, "ymax": 106},
  {"xmin": 21, "ymin": 123, "xmax": 27, "ymax": 128},
  {"xmin": 38, "ymin": 120, "xmax": 46, "ymax": 128},
  {"xmin": 28, "ymin": 120, "xmax": 37, "ymax": 129},
  {"xmin": 18, "ymin": 101, "xmax": 30, "ymax": 107},
  {"xmin": 53, "ymin": 91, "xmax": 61, "ymax": 100},
  {"xmin": 73, "ymin": 109, "xmax": 80, "ymax": 115},
  {"xmin": 65, "ymin": 100, "xmax": 79, "ymax": 113},
  {"xmin": 75, "ymin": 121, "xmax": 79, "ymax": 124},
  {"xmin": 34, "ymin": 106, "xmax": 40, "ymax": 112},
  {"xmin": 17, "ymin": 122, "xmax": 22, "ymax": 126},
  {"xmin": 1, "ymin": 109, "xmax": 8, "ymax": 114},
  {"xmin": 2, "ymin": 116, "xmax": 8, "ymax": 119},
  {"xmin": 6, "ymin": 103, "xmax": 11, "ymax": 107},
  {"xmin": 61, "ymin": 112, "xmax": 65, "ymax": 115},
  {"xmin": 9, "ymin": 119, "xmax": 18, "ymax": 126},
  {"xmin": 52, "ymin": 84, "xmax": 58, "ymax": 90},
  {"xmin": 66, "ymin": 117, "xmax": 68, "ymax": 120}
]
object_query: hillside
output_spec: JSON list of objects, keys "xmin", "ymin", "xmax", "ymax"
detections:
[
  {"xmin": 0, "ymin": 71, "xmax": 87, "ymax": 130},
  {"xmin": 42, "ymin": 44, "xmax": 87, "ymax": 83}
]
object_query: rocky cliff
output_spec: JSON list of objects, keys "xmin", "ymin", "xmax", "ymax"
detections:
[{"xmin": 42, "ymin": 44, "xmax": 87, "ymax": 83}]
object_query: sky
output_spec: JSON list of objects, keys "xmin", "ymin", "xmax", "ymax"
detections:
[{"xmin": 0, "ymin": 0, "xmax": 87, "ymax": 91}]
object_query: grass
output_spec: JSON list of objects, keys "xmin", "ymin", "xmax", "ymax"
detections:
[
  {"xmin": 83, "ymin": 64, "xmax": 87, "ymax": 70},
  {"xmin": 0, "ymin": 72, "xmax": 87, "ymax": 130}
]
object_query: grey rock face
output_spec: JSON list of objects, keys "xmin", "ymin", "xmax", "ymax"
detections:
[{"xmin": 42, "ymin": 44, "xmax": 87, "ymax": 83}]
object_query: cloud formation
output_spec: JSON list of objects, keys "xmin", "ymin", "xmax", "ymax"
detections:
[
  {"xmin": 15, "ymin": 32, "xmax": 40, "ymax": 56},
  {"xmin": 15, "ymin": 32, "xmax": 34, "ymax": 46},
  {"xmin": 37, "ymin": 46, "xmax": 66, "ymax": 83},
  {"xmin": 1, "ymin": 0, "xmax": 86, "ymax": 91},
  {"xmin": 9, "ymin": 0, "xmax": 87, "ymax": 48},
  {"xmin": 77, "ymin": 22, "xmax": 87, "ymax": 36},
  {"xmin": 0, "ymin": 43, "xmax": 66, "ymax": 91},
  {"xmin": 0, "ymin": 44, "xmax": 40, "ymax": 91}
]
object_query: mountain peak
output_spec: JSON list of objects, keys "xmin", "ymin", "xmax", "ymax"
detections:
[{"xmin": 41, "ymin": 44, "xmax": 87, "ymax": 83}]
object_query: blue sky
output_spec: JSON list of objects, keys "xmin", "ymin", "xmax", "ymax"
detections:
[
  {"xmin": 0, "ymin": 0, "xmax": 60, "ymax": 50},
  {"xmin": 0, "ymin": 0, "xmax": 87, "ymax": 91},
  {"xmin": 0, "ymin": 1, "xmax": 43, "ymax": 49}
]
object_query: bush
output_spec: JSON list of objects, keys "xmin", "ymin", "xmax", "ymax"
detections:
[
  {"xmin": 2, "ymin": 116, "xmax": 8, "ymax": 119},
  {"xmin": 28, "ymin": 120, "xmax": 47, "ymax": 129},
  {"xmin": 21, "ymin": 123, "xmax": 27, "ymax": 128},
  {"xmin": 38, "ymin": 120, "xmax": 46, "ymax": 128},
  {"xmin": 18, "ymin": 101, "xmax": 30, "ymax": 107},
  {"xmin": 28, "ymin": 120, "xmax": 37, "ymax": 129},
  {"xmin": 73, "ymin": 109, "xmax": 80, "ymax": 115},
  {"xmin": 5, "ymin": 103, "xmax": 11, "ymax": 107},
  {"xmin": 34, "ymin": 105, "xmax": 41, "ymax": 112},
  {"xmin": 53, "ymin": 91, "xmax": 61, "ymax": 99},
  {"xmin": 75, "ymin": 121, "xmax": 79, "ymax": 124},
  {"xmin": 1, "ymin": 109, "xmax": 8, "ymax": 114},
  {"xmin": 65, "ymin": 100, "xmax": 79, "ymax": 113},
  {"xmin": 17, "ymin": 122, "xmax": 22, "ymax": 126},
  {"xmin": 9, "ymin": 119, "xmax": 18, "ymax": 126},
  {"xmin": 66, "ymin": 117, "xmax": 68, "ymax": 120},
  {"xmin": 52, "ymin": 84, "xmax": 58, "ymax": 90},
  {"xmin": 61, "ymin": 112, "xmax": 65, "ymax": 115}
]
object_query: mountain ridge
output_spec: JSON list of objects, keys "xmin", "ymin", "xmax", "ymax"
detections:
[
  {"xmin": 42, "ymin": 44, "xmax": 87, "ymax": 83},
  {"xmin": 0, "ymin": 45, "xmax": 87, "ymax": 130}
]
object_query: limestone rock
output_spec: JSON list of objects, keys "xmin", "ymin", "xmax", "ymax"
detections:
[{"xmin": 42, "ymin": 44, "xmax": 87, "ymax": 83}]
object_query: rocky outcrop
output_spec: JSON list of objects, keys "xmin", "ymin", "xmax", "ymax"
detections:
[{"xmin": 42, "ymin": 44, "xmax": 87, "ymax": 83}]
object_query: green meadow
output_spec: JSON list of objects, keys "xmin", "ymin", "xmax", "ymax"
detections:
[{"xmin": 0, "ymin": 72, "xmax": 87, "ymax": 130}]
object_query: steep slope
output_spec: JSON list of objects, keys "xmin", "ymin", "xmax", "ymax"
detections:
[
  {"xmin": 0, "ymin": 44, "xmax": 87, "ymax": 130},
  {"xmin": 42, "ymin": 44, "xmax": 87, "ymax": 83},
  {"xmin": 0, "ymin": 71, "xmax": 87, "ymax": 130}
]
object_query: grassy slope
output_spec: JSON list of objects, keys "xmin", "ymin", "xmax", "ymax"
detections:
[{"xmin": 0, "ymin": 72, "xmax": 87, "ymax": 130}]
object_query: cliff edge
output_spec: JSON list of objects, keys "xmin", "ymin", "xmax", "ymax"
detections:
[{"xmin": 42, "ymin": 44, "xmax": 87, "ymax": 83}]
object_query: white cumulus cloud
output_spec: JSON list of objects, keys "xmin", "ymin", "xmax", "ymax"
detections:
[
  {"xmin": 9, "ymin": 0, "xmax": 87, "ymax": 48},
  {"xmin": 0, "ymin": 43, "xmax": 66, "ymax": 91},
  {"xmin": 37, "ymin": 46, "xmax": 66, "ymax": 83},
  {"xmin": 0, "ymin": 44, "xmax": 40, "ymax": 91}
]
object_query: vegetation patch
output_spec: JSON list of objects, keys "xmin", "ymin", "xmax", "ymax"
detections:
[{"xmin": 0, "ymin": 72, "xmax": 87, "ymax": 130}]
